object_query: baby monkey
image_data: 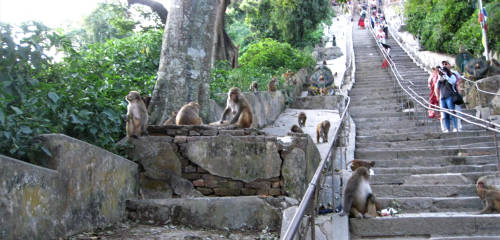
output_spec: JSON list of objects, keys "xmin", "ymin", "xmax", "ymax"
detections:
[
  {"xmin": 290, "ymin": 124, "xmax": 304, "ymax": 133},
  {"xmin": 249, "ymin": 81, "xmax": 259, "ymax": 93},
  {"xmin": 298, "ymin": 112, "xmax": 307, "ymax": 128}
]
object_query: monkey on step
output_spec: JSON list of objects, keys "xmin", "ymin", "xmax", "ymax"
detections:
[
  {"xmin": 290, "ymin": 124, "xmax": 304, "ymax": 133},
  {"xmin": 176, "ymin": 102, "xmax": 203, "ymax": 125},
  {"xmin": 125, "ymin": 91, "xmax": 149, "ymax": 138},
  {"xmin": 476, "ymin": 180, "xmax": 500, "ymax": 214},
  {"xmin": 249, "ymin": 81, "xmax": 259, "ymax": 93},
  {"xmin": 347, "ymin": 160, "xmax": 375, "ymax": 171},
  {"xmin": 220, "ymin": 87, "xmax": 253, "ymax": 128},
  {"xmin": 316, "ymin": 120, "xmax": 330, "ymax": 143},
  {"xmin": 340, "ymin": 167, "xmax": 378, "ymax": 218},
  {"xmin": 298, "ymin": 112, "xmax": 307, "ymax": 128}
]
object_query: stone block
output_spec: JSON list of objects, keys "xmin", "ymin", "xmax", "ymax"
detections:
[
  {"xmin": 202, "ymin": 174, "xmax": 225, "ymax": 188},
  {"xmin": 245, "ymin": 181, "xmax": 271, "ymax": 189},
  {"xmin": 140, "ymin": 174, "xmax": 173, "ymax": 199},
  {"xmin": 184, "ymin": 165, "xmax": 197, "ymax": 173},
  {"xmin": 193, "ymin": 179, "xmax": 205, "ymax": 187},
  {"xmin": 196, "ymin": 187, "xmax": 214, "ymax": 195},
  {"xmin": 181, "ymin": 136, "xmax": 281, "ymax": 183},
  {"xmin": 269, "ymin": 188, "xmax": 282, "ymax": 196},
  {"xmin": 214, "ymin": 188, "xmax": 241, "ymax": 196},
  {"xmin": 182, "ymin": 173, "xmax": 201, "ymax": 180},
  {"xmin": 241, "ymin": 188, "xmax": 257, "ymax": 195},
  {"xmin": 124, "ymin": 136, "xmax": 182, "ymax": 179}
]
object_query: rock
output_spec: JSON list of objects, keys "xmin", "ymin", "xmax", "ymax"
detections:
[
  {"xmin": 124, "ymin": 136, "xmax": 183, "ymax": 179},
  {"xmin": 180, "ymin": 136, "xmax": 282, "ymax": 183}
]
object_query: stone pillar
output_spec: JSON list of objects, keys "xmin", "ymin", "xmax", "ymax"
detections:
[{"xmin": 149, "ymin": 0, "xmax": 218, "ymax": 124}]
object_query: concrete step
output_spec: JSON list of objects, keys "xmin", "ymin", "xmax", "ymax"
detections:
[
  {"xmin": 350, "ymin": 212, "xmax": 500, "ymax": 238},
  {"xmin": 356, "ymin": 131, "xmax": 492, "ymax": 143},
  {"xmin": 370, "ymin": 172, "xmax": 496, "ymax": 185},
  {"xmin": 126, "ymin": 196, "xmax": 286, "ymax": 232},
  {"xmin": 356, "ymin": 125, "xmax": 484, "ymax": 135},
  {"xmin": 355, "ymin": 147, "xmax": 497, "ymax": 160},
  {"xmin": 372, "ymin": 164, "xmax": 498, "ymax": 175},
  {"xmin": 377, "ymin": 196, "xmax": 482, "ymax": 213},
  {"xmin": 368, "ymin": 155, "xmax": 499, "ymax": 168},
  {"xmin": 372, "ymin": 185, "xmax": 476, "ymax": 198},
  {"xmin": 357, "ymin": 136, "xmax": 496, "ymax": 149}
]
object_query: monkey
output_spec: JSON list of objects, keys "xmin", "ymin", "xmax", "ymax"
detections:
[
  {"xmin": 162, "ymin": 111, "xmax": 178, "ymax": 125},
  {"xmin": 282, "ymin": 70, "xmax": 295, "ymax": 85},
  {"xmin": 347, "ymin": 160, "xmax": 375, "ymax": 171},
  {"xmin": 126, "ymin": 91, "xmax": 149, "ymax": 138},
  {"xmin": 290, "ymin": 124, "xmax": 304, "ymax": 133},
  {"xmin": 220, "ymin": 87, "xmax": 253, "ymax": 128},
  {"xmin": 316, "ymin": 120, "xmax": 331, "ymax": 143},
  {"xmin": 141, "ymin": 95, "xmax": 152, "ymax": 109},
  {"xmin": 298, "ymin": 112, "xmax": 307, "ymax": 128},
  {"xmin": 175, "ymin": 102, "xmax": 203, "ymax": 126},
  {"xmin": 267, "ymin": 77, "xmax": 278, "ymax": 92},
  {"xmin": 340, "ymin": 167, "xmax": 378, "ymax": 218},
  {"xmin": 476, "ymin": 180, "xmax": 500, "ymax": 214},
  {"xmin": 249, "ymin": 81, "xmax": 259, "ymax": 93}
]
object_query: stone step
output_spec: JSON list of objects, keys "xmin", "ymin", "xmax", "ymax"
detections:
[
  {"xmin": 357, "ymin": 136, "xmax": 496, "ymax": 149},
  {"xmin": 126, "ymin": 196, "xmax": 290, "ymax": 232},
  {"xmin": 372, "ymin": 185, "xmax": 476, "ymax": 198},
  {"xmin": 356, "ymin": 131, "xmax": 491, "ymax": 143},
  {"xmin": 356, "ymin": 125, "xmax": 484, "ymax": 135},
  {"xmin": 372, "ymin": 164, "xmax": 498, "ymax": 175},
  {"xmin": 350, "ymin": 213, "xmax": 500, "ymax": 238},
  {"xmin": 355, "ymin": 147, "xmax": 497, "ymax": 160},
  {"xmin": 377, "ymin": 196, "xmax": 482, "ymax": 213},
  {"xmin": 370, "ymin": 172, "xmax": 495, "ymax": 185},
  {"xmin": 368, "ymin": 155, "xmax": 499, "ymax": 168}
]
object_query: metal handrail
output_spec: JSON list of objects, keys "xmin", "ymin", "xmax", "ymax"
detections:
[
  {"xmin": 281, "ymin": 16, "xmax": 355, "ymax": 240},
  {"xmin": 367, "ymin": 25, "xmax": 500, "ymax": 132},
  {"xmin": 386, "ymin": 23, "xmax": 500, "ymax": 97}
]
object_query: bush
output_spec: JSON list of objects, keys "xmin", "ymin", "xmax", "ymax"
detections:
[
  {"xmin": 0, "ymin": 22, "xmax": 162, "ymax": 164},
  {"xmin": 210, "ymin": 39, "xmax": 314, "ymax": 98}
]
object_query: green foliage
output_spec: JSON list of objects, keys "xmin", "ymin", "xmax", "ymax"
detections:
[
  {"xmin": 404, "ymin": 0, "xmax": 499, "ymax": 55},
  {"xmin": 239, "ymin": 38, "xmax": 314, "ymax": 71},
  {"xmin": 271, "ymin": 0, "xmax": 333, "ymax": 47},
  {"xmin": 237, "ymin": 0, "xmax": 333, "ymax": 48},
  {"xmin": 210, "ymin": 39, "xmax": 314, "ymax": 98},
  {"xmin": 0, "ymin": 21, "xmax": 162, "ymax": 164},
  {"xmin": 83, "ymin": 2, "xmax": 137, "ymax": 43}
]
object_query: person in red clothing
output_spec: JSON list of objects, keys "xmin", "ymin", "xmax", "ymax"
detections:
[{"xmin": 427, "ymin": 66, "xmax": 441, "ymax": 120}]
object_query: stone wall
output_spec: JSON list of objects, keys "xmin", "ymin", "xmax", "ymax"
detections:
[
  {"xmin": 123, "ymin": 126, "xmax": 322, "ymax": 200},
  {"xmin": 0, "ymin": 134, "xmax": 138, "ymax": 239}
]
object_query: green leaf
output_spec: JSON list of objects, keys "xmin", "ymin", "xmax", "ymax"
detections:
[
  {"xmin": 10, "ymin": 106, "xmax": 23, "ymax": 114},
  {"xmin": 20, "ymin": 126, "xmax": 33, "ymax": 134},
  {"xmin": 48, "ymin": 92, "xmax": 59, "ymax": 103},
  {"xmin": 0, "ymin": 108, "xmax": 4, "ymax": 126},
  {"xmin": 70, "ymin": 113, "xmax": 83, "ymax": 124}
]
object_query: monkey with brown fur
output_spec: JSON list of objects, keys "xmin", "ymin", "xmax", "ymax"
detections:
[
  {"xmin": 249, "ymin": 81, "xmax": 259, "ymax": 93},
  {"xmin": 298, "ymin": 112, "xmax": 307, "ymax": 128},
  {"xmin": 162, "ymin": 111, "xmax": 178, "ymax": 125},
  {"xmin": 347, "ymin": 160, "xmax": 375, "ymax": 171},
  {"xmin": 290, "ymin": 124, "xmax": 304, "ymax": 133},
  {"xmin": 267, "ymin": 77, "xmax": 278, "ymax": 92},
  {"xmin": 220, "ymin": 87, "xmax": 253, "ymax": 128},
  {"xmin": 176, "ymin": 102, "xmax": 203, "ymax": 125},
  {"xmin": 126, "ymin": 91, "xmax": 149, "ymax": 138},
  {"xmin": 316, "ymin": 120, "xmax": 331, "ymax": 143},
  {"xmin": 340, "ymin": 167, "xmax": 378, "ymax": 218},
  {"xmin": 476, "ymin": 180, "xmax": 500, "ymax": 214},
  {"xmin": 141, "ymin": 95, "xmax": 152, "ymax": 109}
]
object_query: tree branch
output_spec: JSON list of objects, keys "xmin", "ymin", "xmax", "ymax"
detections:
[{"xmin": 128, "ymin": 0, "xmax": 168, "ymax": 24}]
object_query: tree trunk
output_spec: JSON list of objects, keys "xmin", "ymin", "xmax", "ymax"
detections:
[
  {"xmin": 127, "ymin": 0, "xmax": 168, "ymax": 24},
  {"xmin": 148, "ymin": 0, "xmax": 218, "ymax": 125},
  {"xmin": 211, "ymin": 0, "xmax": 239, "ymax": 68}
]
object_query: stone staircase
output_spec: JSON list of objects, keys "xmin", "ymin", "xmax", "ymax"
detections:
[{"xmin": 347, "ymin": 23, "xmax": 500, "ymax": 239}]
